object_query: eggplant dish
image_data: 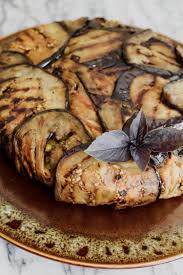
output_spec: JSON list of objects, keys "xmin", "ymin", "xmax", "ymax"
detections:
[{"xmin": 1, "ymin": 18, "xmax": 183, "ymax": 209}]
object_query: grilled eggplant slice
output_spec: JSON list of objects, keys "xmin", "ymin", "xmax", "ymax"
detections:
[
  {"xmin": 0, "ymin": 22, "xmax": 69, "ymax": 65},
  {"xmin": 55, "ymin": 149, "xmax": 159, "ymax": 208},
  {"xmin": 14, "ymin": 110, "xmax": 90, "ymax": 186},
  {"xmin": 63, "ymin": 29, "xmax": 125, "ymax": 63},
  {"xmin": 59, "ymin": 69, "xmax": 103, "ymax": 138},
  {"xmin": 0, "ymin": 64, "xmax": 66, "ymax": 155},
  {"xmin": 50, "ymin": 58, "xmax": 126, "ymax": 97},
  {"xmin": 0, "ymin": 51, "xmax": 30, "ymax": 68},
  {"xmin": 113, "ymin": 68, "xmax": 182, "ymax": 123},
  {"xmin": 163, "ymin": 78, "xmax": 183, "ymax": 111},
  {"xmin": 98, "ymin": 98, "xmax": 123, "ymax": 130},
  {"xmin": 124, "ymin": 29, "xmax": 181, "ymax": 73},
  {"xmin": 131, "ymin": 74, "xmax": 181, "ymax": 121}
]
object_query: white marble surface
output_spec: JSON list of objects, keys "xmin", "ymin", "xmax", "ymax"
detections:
[{"xmin": 0, "ymin": 0, "xmax": 183, "ymax": 274}]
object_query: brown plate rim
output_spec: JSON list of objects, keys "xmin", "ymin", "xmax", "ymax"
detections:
[{"xmin": 1, "ymin": 227, "xmax": 183, "ymax": 269}]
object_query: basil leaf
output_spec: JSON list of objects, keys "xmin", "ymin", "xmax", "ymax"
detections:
[
  {"xmin": 122, "ymin": 112, "xmax": 137, "ymax": 135},
  {"xmin": 143, "ymin": 127, "xmax": 183, "ymax": 152},
  {"xmin": 130, "ymin": 145, "xmax": 150, "ymax": 170},
  {"xmin": 129, "ymin": 111, "xmax": 148, "ymax": 145},
  {"xmin": 85, "ymin": 130, "xmax": 131, "ymax": 162}
]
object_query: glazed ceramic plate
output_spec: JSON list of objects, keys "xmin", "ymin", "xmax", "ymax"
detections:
[{"xmin": 1, "ymin": 153, "xmax": 183, "ymax": 268}]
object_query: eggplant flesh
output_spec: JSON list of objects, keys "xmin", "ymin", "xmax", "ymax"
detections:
[
  {"xmin": 0, "ymin": 64, "xmax": 66, "ymax": 155},
  {"xmin": 128, "ymin": 72, "xmax": 181, "ymax": 122},
  {"xmin": 0, "ymin": 22, "xmax": 69, "ymax": 65},
  {"xmin": 60, "ymin": 69, "xmax": 103, "ymax": 139},
  {"xmin": 159, "ymin": 155, "xmax": 183, "ymax": 199},
  {"xmin": 14, "ymin": 110, "xmax": 90, "ymax": 186},
  {"xmin": 0, "ymin": 51, "xmax": 30, "ymax": 68},
  {"xmin": 163, "ymin": 79, "xmax": 183, "ymax": 111},
  {"xmin": 124, "ymin": 29, "xmax": 181, "ymax": 73},
  {"xmin": 98, "ymin": 98, "xmax": 123, "ymax": 131},
  {"xmin": 63, "ymin": 29, "xmax": 125, "ymax": 63},
  {"xmin": 55, "ymin": 150, "xmax": 159, "ymax": 208}
]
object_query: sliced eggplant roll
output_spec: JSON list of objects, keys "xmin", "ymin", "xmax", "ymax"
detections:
[
  {"xmin": 55, "ymin": 150, "xmax": 159, "ymax": 208},
  {"xmin": 124, "ymin": 29, "xmax": 181, "ymax": 73},
  {"xmin": 0, "ymin": 64, "xmax": 66, "ymax": 155},
  {"xmin": 0, "ymin": 51, "xmax": 30, "ymax": 68},
  {"xmin": 14, "ymin": 110, "xmax": 90, "ymax": 186},
  {"xmin": 163, "ymin": 78, "xmax": 183, "ymax": 111},
  {"xmin": 60, "ymin": 70, "xmax": 103, "ymax": 138},
  {"xmin": 0, "ymin": 22, "xmax": 69, "ymax": 65}
]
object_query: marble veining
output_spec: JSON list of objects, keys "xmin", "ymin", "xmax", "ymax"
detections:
[{"xmin": 0, "ymin": 0, "xmax": 183, "ymax": 274}]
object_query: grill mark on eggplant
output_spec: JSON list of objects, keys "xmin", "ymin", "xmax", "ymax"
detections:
[
  {"xmin": 15, "ymin": 132, "xmax": 35, "ymax": 177},
  {"xmin": 34, "ymin": 28, "xmax": 49, "ymax": 41},
  {"xmin": 142, "ymin": 37, "xmax": 174, "ymax": 49},
  {"xmin": 6, "ymin": 115, "xmax": 16, "ymax": 123},
  {"xmin": 52, "ymin": 71, "xmax": 70, "ymax": 111},
  {"xmin": 1, "ymin": 86, "xmax": 30, "ymax": 96},
  {"xmin": 58, "ymin": 21, "xmax": 70, "ymax": 33},
  {"xmin": 11, "ymin": 97, "xmax": 22, "ymax": 104},
  {"xmin": 0, "ymin": 105, "xmax": 9, "ymax": 112},
  {"xmin": 25, "ymin": 96, "xmax": 43, "ymax": 102},
  {"xmin": 161, "ymin": 95, "xmax": 183, "ymax": 115},
  {"xmin": 135, "ymin": 76, "xmax": 156, "ymax": 107},
  {"xmin": 69, "ymin": 30, "xmax": 111, "ymax": 45},
  {"xmin": 23, "ymin": 30, "xmax": 35, "ymax": 41},
  {"xmin": 76, "ymin": 72, "xmax": 105, "ymax": 133},
  {"xmin": 38, "ymin": 23, "xmax": 97, "ymax": 68},
  {"xmin": 12, "ymin": 107, "xmax": 28, "ymax": 113},
  {"xmin": 68, "ymin": 36, "xmax": 123, "ymax": 55}
]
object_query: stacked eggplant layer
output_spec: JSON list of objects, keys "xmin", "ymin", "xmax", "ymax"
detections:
[{"xmin": 1, "ymin": 18, "xmax": 183, "ymax": 208}]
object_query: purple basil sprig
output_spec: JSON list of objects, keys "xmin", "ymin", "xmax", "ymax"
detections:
[{"xmin": 85, "ymin": 111, "xmax": 183, "ymax": 170}]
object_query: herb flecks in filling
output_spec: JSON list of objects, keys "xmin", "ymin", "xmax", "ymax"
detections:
[{"xmin": 44, "ymin": 131, "xmax": 81, "ymax": 170}]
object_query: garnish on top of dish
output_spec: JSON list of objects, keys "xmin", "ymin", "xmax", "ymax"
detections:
[
  {"xmin": 1, "ymin": 17, "xmax": 183, "ymax": 208},
  {"xmin": 85, "ymin": 111, "xmax": 183, "ymax": 170}
]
